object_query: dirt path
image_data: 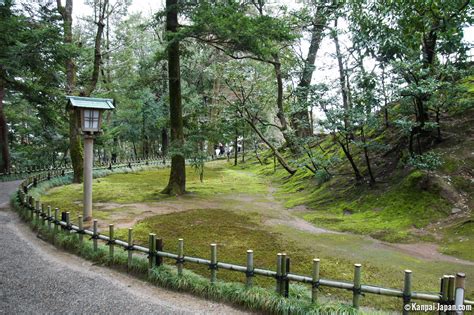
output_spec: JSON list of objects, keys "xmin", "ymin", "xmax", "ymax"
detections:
[
  {"xmin": 93, "ymin": 179, "xmax": 474, "ymax": 266},
  {"xmin": 0, "ymin": 181, "xmax": 247, "ymax": 314}
]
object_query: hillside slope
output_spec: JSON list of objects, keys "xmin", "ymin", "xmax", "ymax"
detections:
[{"xmin": 242, "ymin": 96, "xmax": 474, "ymax": 262}]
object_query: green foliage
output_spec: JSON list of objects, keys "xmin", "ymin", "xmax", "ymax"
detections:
[{"xmin": 407, "ymin": 152, "xmax": 443, "ymax": 171}]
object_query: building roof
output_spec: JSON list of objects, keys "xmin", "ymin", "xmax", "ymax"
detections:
[{"xmin": 66, "ymin": 96, "xmax": 115, "ymax": 110}]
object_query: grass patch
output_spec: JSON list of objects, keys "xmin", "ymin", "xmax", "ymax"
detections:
[
  {"xmin": 11, "ymin": 196, "xmax": 361, "ymax": 315},
  {"xmin": 303, "ymin": 171, "xmax": 450, "ymax": 242},
  {"xmin": 40, "ymin": 161, "xmax": 268, "ymax": 221},
  {"xmin": 441, "ymin": 220, "xmax": 474, "ymax": 261}
]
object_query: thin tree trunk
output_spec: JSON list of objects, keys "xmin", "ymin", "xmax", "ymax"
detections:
[
  {"xmin": 161, "ymin": 128, "xmax": 168, "ymax": 157},
  {"xmin": 273, "ymin": 56, "xmax": 298, "ymax": 154},
  {"xmin": 245, "ymin": 116, "xmax": 296, "ymax": 175},
  {"xmin": 335, "ymin": 136, "xmax": 362, "ymax": 182},
  {"xmin": 361, "ymin": 127, "xmax": 375, "ymax": 185},
  {"xmin": 84, "ymin": 0, "xmax": 108, "ymax": 97},
  {"xmin": 291, "ymin": 9, "xmax": 328, "ymax": 137},
  {"xmin": 234, "ymin": 129, "xmax": 238, "ymax": 166},
  {"xmin": 241, "ymin": 131, "xmax": 245, "ymax": 163},
  {"xmin": 333, "ymin": 19, "xmax": 350, "ymax": 133},
  {"xmin": 381, "ymin": 64, "xmax": 389, "ymax": 128},
  {"xmin": 162, "ymin": 0, "xmax": 186, "ymax": 195},
  {"xmin": 0, "ymin": 78, "xmax": 10, "ymax": 173}
]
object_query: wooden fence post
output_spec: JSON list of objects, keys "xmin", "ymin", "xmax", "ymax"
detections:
[
  {"xmin": 353, "ymin": 264, "xmax": 362, "ymax": 309},
  {"xmin": 47, "ymin": 206, "xmax": 52, "ymax": 231},
  {"xmin": 156, "ymin": 238, "xmax": 163, "ymax": 266},
  {"xmin": 448, "ymin": 275, "xmax": 455, "ymax": 312},
  {"xmin": 454, "ymin": 273, "xmax": 466, "ymax": 315},
  {"xmin": 78, "ymin": 215, "xmax": 83, "ymax": 244},
  {"xmin": 280, "ymin": 253, "xmax": 287, "ymax": 296},
  {"xmin": 29, "ymin": 197, "xmax": 34, "ymax": 221},
  {"xmin": 53, "ymin": 208, "xmax": 59, "ymax": 240},
  {"xmin": 127, "ymin": 228, "xmax": 133, "ymax": 271},
  {"xmin": 177, "ymin": 238, "xmax": 184, "ymax": 276},
  {"xmin": 41, "ymin": 204, "xmax": 45, "ymax": 226},
  {"xmin": 312, "ymin": 258, "xmax": 320, "ymax": 303},
  {"xmin": 109, "ymin": 224, "xmax": 114, "ymax": 260},
  {"xmin": 276, "ymin": 253, "xmax": 282, "ymax": 294},
  {"xmin": 246, "ymin": 250, "xmax": 254, "ymax": 288},
  {"xmin": 148, "ymin": 233, "xmax": 156, "ymax": 271},
  {"xmin": 210, "ymin": 243, "xmax": 217, "ymax": 284},
  {"xmin": 35, "ymin": 200, "xmax": 40, "ymax": 223},
  {"xmin": 284, "ymin": 256, "xmax": 290, "ymax": 297},
  {"xmin": 65, "ymin": 212, "xmax": 70, "ymax": 233},
  {"xmin": 93, "ymin": 220, "xmax": 98, "ymax": 251},
  {"xmin": 402, "ymin": 270, "xmax": 412, "ymax": 315}
]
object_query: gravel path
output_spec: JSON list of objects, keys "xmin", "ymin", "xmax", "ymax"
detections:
[{"xmin": 0, "ymin": 181, "xmax": 247, "ymax": 314}]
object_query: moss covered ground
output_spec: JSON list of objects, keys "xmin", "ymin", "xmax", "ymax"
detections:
[{"xmin": 38, "ymin": 160, "xmax": 474, "ymax": 311}]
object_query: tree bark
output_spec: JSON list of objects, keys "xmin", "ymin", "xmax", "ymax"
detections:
[
  {"xmin": 234, "ymin": 129, "xmax": 238, "ymax": 166},
  {"xmin": 335, "ymin": 136, "xmax": 362, "ymax": 182},
  {"xmin": 273, "ymin": 56, "xmax": 298, "ymax": 154},
  {"xmin": 57, "ymin": 0, "xmax": 83, "ymax": 183},
  {"xmin": 361, "ymin": 127, "xmax": 375, "ymax": 185},
  {"xmin": 333, "ymin": 19, "xmax": 350, "ymax": 133},
  {"xmin": 84, "ymin": 0, "xmax": 108, "ymax": 97},
  {"xmin": 161, "ymin": 128, "xmax": 168, "ymax": 156},
  {"xmin": 162, "ymin": 0, "xmax": 186, "ymax": 195},
  {"xmin": 0, "ymin": 78, "xmax": 10, "ymax": 173},
  {"xmin": 291, "ymin": 10, "xmax": 328, "ymax": 137},
  {"xmin": 244, "ymin": 115, "xmax": 296, "ymax": 175}
]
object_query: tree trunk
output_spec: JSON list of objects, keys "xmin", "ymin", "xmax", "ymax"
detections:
[
  {"xmin": 234, "ymin": 129, "xmax": 238, "ymax": 166},
  {"xmin": 335, "ymin": 136, "xmax": 362, "ymax": 182},
  {"xmin": 273, "ymin": 57, "xmax": 298, "ymax": 155},
  {"xmin": 0, "ymin": 78, "xmax": 10, "ymax": 173},
  {"xmin": 291, "ymin": 9, "xmax": 328, "ymax": 137},
  {"xmin": 84, "ymin": 0, "xmax": 108, "ymax": 97},
  {"xmin": 333, "ymin": 19, "xmax": 350, "ymax": 133},
  {"xmin": 245, "ymin": 116, "xmax": 296, "ymax": 175},
  {"xmin": 381, "ymin": 64, "xmax": 389, "ymax": 128},
  {"xmin": 161, "ymin": 128, "xmax": 168, "ymax": 156},
  {"xmin": 57, "ymin": 0, "xmax": 83, "ymax": 183},
  {"xmin": 241, "ymin": 131, "xmax": 245, "ymax": 163},
  {"xmin": 361, "ymin": 127, "xmax": 375, "ymax": 185},
  {"xmin": 162, "ymin": 0, "xmax": 186, "ymax": 195}
]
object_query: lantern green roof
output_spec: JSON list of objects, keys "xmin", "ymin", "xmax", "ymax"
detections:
[{"xmin": 66, "ymin": 96, "xmax": 115, "ymax": 110}]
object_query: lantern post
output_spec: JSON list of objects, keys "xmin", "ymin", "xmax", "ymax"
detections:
[{"xmin": 66, "ymin": 96, "xmax": 114, "ymax": 221}]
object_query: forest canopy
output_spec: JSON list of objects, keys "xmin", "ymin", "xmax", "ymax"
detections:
[{"xmin": 0, "ymin": 0, "xmax": 472, "ymax": 194}]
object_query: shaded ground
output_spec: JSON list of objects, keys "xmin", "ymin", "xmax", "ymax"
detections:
[
  {"xmin": 0, "ymin": 181, "xmax": 246, "ymax": 315},
  {"xmin": 40, "ymin": 162, "xmax": 474, "ymax": 310},
  {"xmin": 89, "ymin": 179, "xmax": 473, "ymax": 266}
]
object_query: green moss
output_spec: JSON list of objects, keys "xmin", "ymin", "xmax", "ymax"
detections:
[
  {"xmin": 302, "ymin": 172, "xmax": 450, "ymax": 242},
  {"xmin": 440, "ymin": 157, "xmax": 459, "ymax": 173},
  {"xmin": 441, "ymin": 220, "xmax": 474, "ymax": 261},
  {"xmin": 40, "ymin": 161, "xmax": 268, "ymax": 220}
]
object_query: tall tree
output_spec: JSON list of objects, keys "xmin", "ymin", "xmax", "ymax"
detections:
[
  {"xmin": 292, "ymin": 2, "xmax": 334, "ymax": 137},
  {"xmin": 161, "ymin": 0, "xmax": 186, "ymax": 195},
  {"xmin": 57, "ymin": 0, "xmax": 83, "ymax": 182}
]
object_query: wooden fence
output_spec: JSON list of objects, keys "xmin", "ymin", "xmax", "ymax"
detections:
[
  {"xmin": 1, "ymin": 156, "xmax": 166, "ymax": 181},
  {"xmin": 13, "ymin": 162, "xmax": 474, "ymax": 314}
]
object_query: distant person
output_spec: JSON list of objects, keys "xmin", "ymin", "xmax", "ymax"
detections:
[{"xmin": 219, "ymin": 143, "xmax": 225, "ymax": 156}]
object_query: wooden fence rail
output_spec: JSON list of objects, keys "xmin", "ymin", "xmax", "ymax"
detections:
[
  {"xmin": 0, "ymin": 155, "xmax": 166, "ymax": 181},
  {"xmin": 13, "ymin": 162, "xmax": 474, "ymax": 314}
]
